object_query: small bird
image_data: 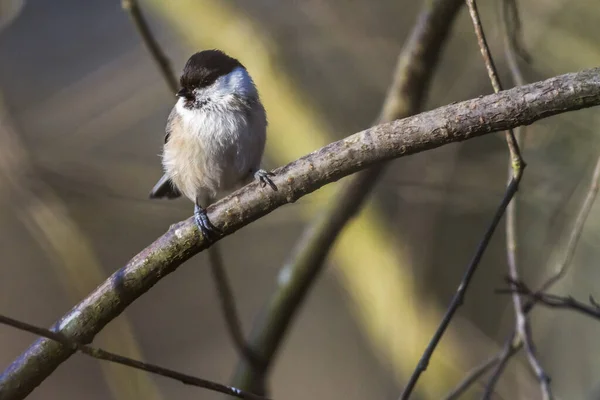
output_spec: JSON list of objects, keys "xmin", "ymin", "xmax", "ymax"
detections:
[{"xmin": 149, "ymin": 50, "xmax": 276, "ymax": 238}]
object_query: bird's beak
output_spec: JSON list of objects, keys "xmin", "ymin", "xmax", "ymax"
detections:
[{"xmin": 176, "ymin": 88, "xmax": 190, "ymax": 98}]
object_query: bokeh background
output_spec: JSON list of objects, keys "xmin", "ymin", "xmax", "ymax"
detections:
[{"xmin": 1, "ymin": 0, "xmax": 600, "ymax": 399}]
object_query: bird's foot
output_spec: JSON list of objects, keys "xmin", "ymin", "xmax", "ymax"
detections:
[
  {"xmin": 254, "ymin": 169, "xmax": 277, "ymax": 191},
  {"xmin": 194, "ymin": 204, "xmax": 221, "ymax": 240}
]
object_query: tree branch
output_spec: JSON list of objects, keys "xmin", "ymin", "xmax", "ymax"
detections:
[
  {"xmin": 483, "ymin": 150, "xmax": 600, "ymax": 396},
  {"xmin": 0, "ymin": 314, "xmax": 268, "ymax": 400},
  {"xmin": 122, "ymin": 0, "xmax": 178, "ymax": 93},
  {"xmin": 443, "ymin": 333, "xmax": 522, "ymax": 400},
  {"xmin": 498, "ymin": 280, "xmax": 600, "ymax": 320},
  {"xmin": 1, "ymin": 67, "xmax": 599, "ymax": 399},
  {"xmin": 538, "ymin": 154, "xmax": 600, "ymax": 292},
  {"xmin": 400, "ymin": 1, "xmax": 531, "ymax": 397},
  {"xmin": 231, "ymin": 0, "xmax": 465, "ymax": 393},
  {"xmin": 466, "ymin": 0, "xmax": 550, "ymax": 397},
  {"xmin": 400, "ymin": 177, "xmax": 519, "ymax": 400}
]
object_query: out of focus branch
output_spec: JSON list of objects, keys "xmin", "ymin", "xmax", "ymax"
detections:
[
  {"xmin": 231, "ymin": 0, "xmax": 465, "ymax": 394},
  {"xmin": 0, "ymin": 96, "xmax": 161, "ymax": 400},
  {"xmin": 498, "ymin": 280, "xmax": 600, "ymax": 320},
  {"xmin": 0, "ymin": 314, "xmax": 268, "ymax": 400},
  {"xmin": 501, "ymin": 0, "xmax": 531, "ymax": 64},
  {"xmin": 444, "ymin": 333, "xmax": 522, "ymax": 400},
  {"xmin": 481, "ymin": 336, "xmax": 522, "ymax": 399},
  {"xmin": 121, "ymin": 0, "xmax": 255, "ymax": 365},
  {"xmin": 538, "ymin": 155, "xmax": 600, "ymax": 292},
  {"xmin": 1, "ymin": 68, "xmax": 599, "ymax": 399},
  {"xmin": 122, "ymin": 0, "xmax": 178, "ymax": 93}
]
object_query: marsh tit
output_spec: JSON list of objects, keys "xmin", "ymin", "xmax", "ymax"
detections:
[{"xmin": 149, "ymin": 50, "xmax": 276, "ymax": 238}]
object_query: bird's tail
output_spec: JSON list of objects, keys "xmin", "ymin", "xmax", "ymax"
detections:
[{"xmin": 149, "ymin": 174, "xmax": 181, "ymax": 199}]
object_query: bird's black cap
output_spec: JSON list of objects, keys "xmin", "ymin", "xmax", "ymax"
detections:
[{"xmin": 179, "ymin": 50, "xmax": 244, "ymax": 91}]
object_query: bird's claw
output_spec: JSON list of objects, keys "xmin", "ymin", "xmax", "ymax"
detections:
[
  {"xmin": 194, "ymin": 205, "xmax": 221, "ymax": 240},
  {"xmin": 254, "ymin": 169, "xmax": 277, "ymax": 191}
]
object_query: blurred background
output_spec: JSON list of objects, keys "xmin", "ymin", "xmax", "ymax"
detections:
[{"xmin": 1, "ymin": 0, "xmax": 600, "ymax": 399}]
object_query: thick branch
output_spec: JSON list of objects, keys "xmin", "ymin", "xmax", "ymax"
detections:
[{"xmin": 1, "ymin": 68, "xmax": 599, "ymax": 399}]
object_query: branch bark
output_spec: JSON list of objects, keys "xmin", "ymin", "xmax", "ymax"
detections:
[{"xmin": 1, "ymin": 67, "xmax": 599, "ymax": 399}]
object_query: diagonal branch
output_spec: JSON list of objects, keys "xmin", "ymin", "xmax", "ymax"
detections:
[
  {"xmin": 400, "ymin": 177, "xmax": 519, "ymax": 400},
  {"xmin": 538, "ymin": 154, "xmax": 600, "ymax": 292},
  {"xmin": 122, "ymin": 0, "xmax": 178, "ymax": 93},
  {"xmin": 231, "ymin": 0, "xmax": 465, "ymax": 393},
  {"xmin": 443, "ymin": 333, "xmax": 521, "ymax": 400},
  {"xmin": 1, "ymin": 68, "xmax": 599, "ymax": 399},
  {"xmin": 0, "ymin": 314, "xmax": 268, "ymax": 400}
]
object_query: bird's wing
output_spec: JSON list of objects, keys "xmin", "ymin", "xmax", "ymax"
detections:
[
  {"xmin": 164, "ymin": 106, "xmax": 179, "ymax": 144},
  {"xmin": 149, "ymin": 107, "xmax": 182, "ymax": 199}
]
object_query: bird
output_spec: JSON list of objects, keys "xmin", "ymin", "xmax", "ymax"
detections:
[{"xmin": 149, "ymin": 49, "xmax": 276, "ymax": 239}]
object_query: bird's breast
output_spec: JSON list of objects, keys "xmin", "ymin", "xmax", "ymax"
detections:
[{"xmin": 162, "ymin": 102, "xmax": 265, "ymax": 201}]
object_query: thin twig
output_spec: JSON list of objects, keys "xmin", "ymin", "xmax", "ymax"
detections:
[
  {"xmin": 465, "ymin": 1, "xmax": 553, "ymax": 398},
  {"xmin": 122, "ymin": 0, "xmax": 178, "ymax": 93},
  {"xmin": 496, "ymin": 0, "xmax": 551, "ymax": 396},
  {"xmin": 121, "ymin": 0, "xmax": 254, "ymax": 365},
  {"xmin": 400, "ymin": 177, "xmax": 520, "ymax": 400},
  {"xmin": 482, "ymin": 335, "xmax": 521, "ymax": 400},
  {"xmin": 2, "ymin": 68, "xmax": 599, "ymax": 399},
  {"xmin": 485, "ymin": 154, "xmax": 600, "ymax": 397},
  {"xmin": 538, "ymin": 155, "xmax": 600, "ymax": 292},
  {"xmin": 0, "ymin": 314, "xmax": 268, "ymax": 400},
  {"xmin": 207, "ymin": 247, "xmax": 263, "ymax": 369},
  {"xmin": 230, "ymin": 0, "xmax": 466, "ymax": 393},
  {"xmin": 401, "ymin": 1, "xmax": 532, "ymax": 397},
  {"xmin": 444, "ymin": 333, "xmax": 522, "ymax": 400},
  {"xmin": 501, "ymin": 0, "xmax": 531, "ymax": 64},
  {"xmin": 444, "ymin": 356, "xmax": 500, "ymax": 400},
  {"xmin": 499, "ymin": 280, "xmax": 600, "ymax": 320},
  {"xmin": 465, "ymin": 0, "xmax": 523, "ymax": 170}
]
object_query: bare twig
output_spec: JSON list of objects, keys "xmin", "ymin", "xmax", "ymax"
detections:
[
  {"xmin": 465, "ymin": 0, "xmax": 523, "ymax": 170},
  {"xmin": 538, "ymin": 155, "xmax": 600, "ymax": 292},
  {"xmin": 231, "ymin": 0, "xmax": 466, "ymax": 393},
  {"xmin": 482, "ymin": 336, "xmax": 521, "ymax": 400},
  {"xmin": 499, "ymin": 280, "xmax": 600, "ymax": 320},
  {"xmin": 501, "ymin": 0, "xmax": 531, "ymax": 64},
  {"xmin": 400, "ymin": 1, "xmax": 531, "ymax": 397},
  {"xmin": 484, "ymin": 153, "xmax": 600, "ymax": 397},
  {"xmin": 0, "ymin": 314, "xmax": 268, "ymax": 400},
  {"xmin": 207, "ymin": 247, "xmax": 262, "ymax": 368},
  {"xmin": 444, "ymin": 356, "xmax": 500, "ymax": 400},
  {"xmin": 456, "ymin": 3, "xmax": 533, "ymax": 399},
  {"xmin": 501, "ymin": 0, "xmax": 527, "ymax": 88},
  {"xmin": 122, "ymin": 0, "xmax": 178, "ymax": 93},
  {"xmin": 121, "ymin": 0, "xmax": 254, "ymax": 366},
  {"xmin": 444, "ymin": 333, "xmax": 522, "ymax": 400},
  {"xmin": 465, "ymin": 1, "xmax": 553, "ymax": 399},
  {"xmin": 400, "ymin": 177, "xmax": 519, "ymax": 400},
  {"xmin": 1, "ymin": 68, "xmax": 599, "ymax": 399}
]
